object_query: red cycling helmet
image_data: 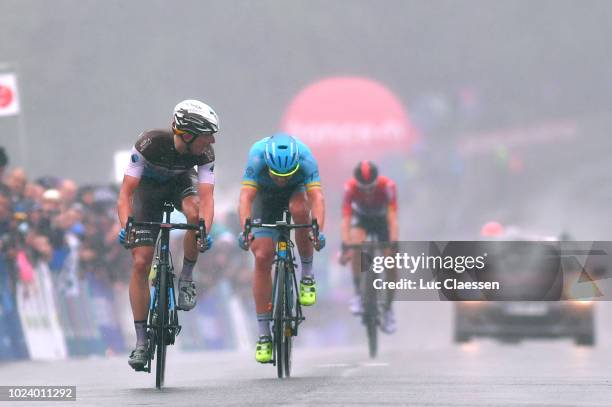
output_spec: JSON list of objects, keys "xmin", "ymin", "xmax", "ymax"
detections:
[{"xmin": 353, "ymin": 160, "xmax": 379, "ymax": 189}]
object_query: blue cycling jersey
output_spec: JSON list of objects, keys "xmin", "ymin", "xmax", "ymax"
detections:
[{"xmin": 241, "ymin": 137, "xmax": 321, "ymax": 192}]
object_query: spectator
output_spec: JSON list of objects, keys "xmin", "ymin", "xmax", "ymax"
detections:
[
  {"xmin": 35, "ymin": 176, "xmax": 60, "ymax": 190},
  {"xmin": 23, "ymin": 182, "xmax": 44, "ymax": 207},
  {"xmin": 30, "ymin": 189, "xmax": 71, "ymax": 271},
  {"xmin": 4, "ymin": 168, "xmax": 27, "ymax": 211},
  {"xmin": 0, "ymin": 147, "xmax": 8, "ymax": 181},
  {"xmin": 59, "ymin": 179, "xmax": 78, "ymax": 209},
  {"xmin": 3, "ymin": 182, "xmax": 53, "ymax": 264},
  {"xmin": 0, "ymin": 185, "xmax": 16, "ymax": 259}
]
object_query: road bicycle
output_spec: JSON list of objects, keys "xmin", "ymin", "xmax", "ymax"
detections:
[
  {"xmin": 343, "ymin": 236, "xmax": 395, "ymax": 358},
  {"xmin": 243, "ymin": 210, "xmax": 319, "ymax": 378},
  {"xmin": 124, "ymin": 201, "xmax": 207, "ymax": 389}
]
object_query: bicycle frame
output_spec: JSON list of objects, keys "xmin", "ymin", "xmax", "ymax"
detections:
[{"xmin": 273, "ymin": 211, "xmax": 304, "ymax": 333}]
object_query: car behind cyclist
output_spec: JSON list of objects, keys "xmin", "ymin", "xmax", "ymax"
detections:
[
  {"xmin": 117, "ymin": 99, "xmax": 217, "ymax": 371},
  {"xmin": 340, "ymin": 160, "xmax": 398, "ymax": 334},
  {"xmin": 238, "ymin": 133, "xmax": 326, "ymax": 363}
]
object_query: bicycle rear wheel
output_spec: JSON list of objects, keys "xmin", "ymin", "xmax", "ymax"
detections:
[
  {"xmin": 155, "ymin": 264, "xmax": 169, "ymax": 389},
  {"xmin": 273, "ymin": 261, "xmax": 285, "ymax": 378}
]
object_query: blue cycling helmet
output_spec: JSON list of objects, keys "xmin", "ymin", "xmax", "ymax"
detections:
[{"xmin": 264, "ymin": 133, "xmax": 300, "ymax": 176}]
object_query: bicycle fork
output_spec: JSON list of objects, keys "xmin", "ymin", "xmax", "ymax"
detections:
[{"xmin": 148, "ymin": 265, "xmax": 181, "ymax": 350}]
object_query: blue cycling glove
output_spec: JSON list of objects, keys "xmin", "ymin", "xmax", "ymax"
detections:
[
  {"xmin": 316, "ymin": 232, "xmax": 326, "ymax": 251},
  {"xmin": 238, "ymin": 232, "xmax": 249, "ymax": 251},
  {"xmin": 118, "ymin": 228, "xmax": 126, "ymax": 245},
  {"xmin": 197, "ymin": 233, "xmax": 214, "ymax": 252}
]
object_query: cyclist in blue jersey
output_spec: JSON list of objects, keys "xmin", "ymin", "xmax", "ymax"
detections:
[{"xmin": 238, "ymin": 133, "xmax": 326, "ymax": 363}]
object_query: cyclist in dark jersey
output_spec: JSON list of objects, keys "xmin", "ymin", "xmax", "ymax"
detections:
[
  {"xmin": 117, "ymin": 100, "xmax": 217, "ymax": 371},
  {"xmin": 340, "ymin": 160, "xmax": 399, "ymax": 334}
]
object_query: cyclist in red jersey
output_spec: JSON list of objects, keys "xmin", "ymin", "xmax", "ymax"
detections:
[{"xmin": 340, "ymin": 160, "xmax": 398, "ymax": 334}]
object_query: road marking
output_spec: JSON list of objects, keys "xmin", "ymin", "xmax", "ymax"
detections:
[
  {"xmin": 315, "ymin": 363, "xmax": 350, "ymax": 368},
  {"xmin": 315, "ymin": 362, "xmax": 389, "ymax": 370},
  {"xmin": 341, "ymin": 366, "xmax": 360, "ymax": 377},
  {"xmin": 360, "ymin": 362, "xmax": 389, "ymax": 367}
]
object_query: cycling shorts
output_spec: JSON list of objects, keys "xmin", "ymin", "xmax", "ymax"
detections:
[
  {"xmin": 130, "ymin": 169, "xmax": 198, "ymax": 247},
  {"xmin": 351, "ymin": 213, "xmax": 390, "ymax": 242},
  {"xmin": 251, "ymin": 185, "xmax": 305, "ymax": 240}
]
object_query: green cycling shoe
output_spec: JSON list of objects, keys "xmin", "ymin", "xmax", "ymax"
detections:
[
  {"xmin": 299, "ymin": 277, "xmax": 316, "ymax": 306},
  {"xmin": 255, "ymin": 335, "xmax": 273, "ymax": 363}
]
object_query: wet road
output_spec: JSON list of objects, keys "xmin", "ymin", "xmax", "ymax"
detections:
[{"xmin": 1, "ymin": 339, "xmax": 611, "ymax": 406}]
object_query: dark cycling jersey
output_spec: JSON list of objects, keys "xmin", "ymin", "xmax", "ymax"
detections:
[
  {"xmin": 124, "ymin": 129, "xmax": 215, "ymax": 184},
  {"xmin": 122, "ymin": 129, "xmax": 215, "ymax": 247},
  {"xmin": 342, "ymin": 175, "xmax": 397, "ymax": 218}
]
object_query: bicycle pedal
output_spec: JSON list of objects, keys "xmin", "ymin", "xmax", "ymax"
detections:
[{"xmin": 132, "ymin": 364, "xmax": 147, "ymax": 372}]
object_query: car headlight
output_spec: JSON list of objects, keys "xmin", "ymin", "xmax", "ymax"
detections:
[{"xmin": 567, "ymin": 279, "xmax": 601, "ymax": 300}]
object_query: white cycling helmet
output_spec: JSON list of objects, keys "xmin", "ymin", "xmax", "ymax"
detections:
[{"xmin": 172, "ymin": 99, "xmax": 219, "ymax": 136}]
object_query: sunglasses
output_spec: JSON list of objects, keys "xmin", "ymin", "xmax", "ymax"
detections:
[
  {"xmin": 268, "ymin": 163, "xmax": 300, "ymax": 178},
  {"xmin": 173, "ymin": 128, "xmax": 215, "ymax": 144}
]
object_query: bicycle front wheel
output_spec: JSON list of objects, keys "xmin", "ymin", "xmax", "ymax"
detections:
[
  {"xmin": 363, "ymin": 260, "xmax": 378, "ymax": 359},
  {"xmin": 273, "ymin": 261, "xmax": 286, "ymax": 378},
  {"xmin": 155, "ymin": 264, "xmax": 169, "ymax": 389},
  {"xmin": 366, "ymin": 314, "xmax": 378, "ymax": 358},
  {"xmin": 283, "ymin": 267, "xmax": 294, "ymax": 377}
]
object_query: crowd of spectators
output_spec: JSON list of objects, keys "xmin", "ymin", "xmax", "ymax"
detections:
[
  {"xmin": 1, "ymin": 157, "xmax": 128, "ymax": 296},
  {"xmin": 0, "ymin": 146, "xmax": 253, "ymax": 318}
]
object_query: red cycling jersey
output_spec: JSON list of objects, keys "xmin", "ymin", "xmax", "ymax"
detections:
[{"xmin": 342, "ymin": 175, "xmax": 397, "ymax": 218}]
